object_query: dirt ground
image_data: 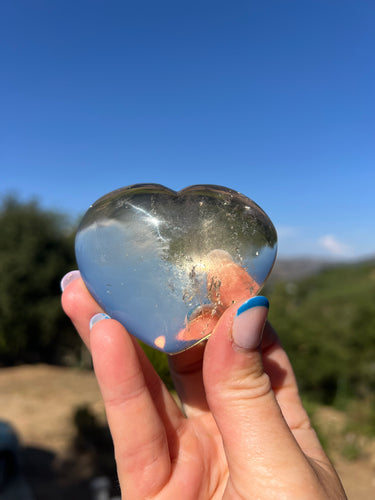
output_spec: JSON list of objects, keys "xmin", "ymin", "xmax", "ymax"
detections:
[
  {"xmin": 0, "ymin": 364, "xmax": 118, "ymax": 499},
  {"xmin": 0, "ymin": 364, "xmax": 374, "ymax": 499}
]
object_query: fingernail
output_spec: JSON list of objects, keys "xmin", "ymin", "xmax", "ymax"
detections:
[
  {"xmin": 89, "ymin": 313, "xmax": 111, "ymax": 330},
  {"xmin": 232, "ymin": 296, "xmax": 269, "ymax": 350},
  {"xmin": 60, "ymin": 270, "xmax": 81, "ymax": 291}
]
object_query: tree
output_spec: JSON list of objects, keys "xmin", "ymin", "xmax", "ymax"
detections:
[{"xmin": 0, "ymin": 195, "xmax": 78, "ymax": 364}]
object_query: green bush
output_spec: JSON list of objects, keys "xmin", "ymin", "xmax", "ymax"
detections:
[{"xmin": 0, "ymin": 195, "xmax": 77, "ymax": 365}]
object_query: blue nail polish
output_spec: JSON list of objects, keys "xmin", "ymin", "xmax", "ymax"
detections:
[
  {"xmin": 89, "ymin": 313, "xmax": 111, "ymax": 330},
  {"xmin": 236, "ymin": 296, "xmax": 269, "ymax": 316}
]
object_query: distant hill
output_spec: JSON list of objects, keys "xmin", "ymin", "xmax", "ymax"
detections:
[
  {"xmin": 269, "ymin": 257, "xmax": 334, "ymax": 283},
  {"xmin": 268, "ymin": 255, "xmax": 375, "ymax": 284}
]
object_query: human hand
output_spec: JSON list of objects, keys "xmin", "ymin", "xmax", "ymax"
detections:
[{"xmin": 61, "ymin": 270, "xmax": 346, "ymax": 499}]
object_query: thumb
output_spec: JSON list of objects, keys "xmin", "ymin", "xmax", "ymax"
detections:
[{"xmin": 203, "ymin": 296, "xmax": 307, "ymax": 493}]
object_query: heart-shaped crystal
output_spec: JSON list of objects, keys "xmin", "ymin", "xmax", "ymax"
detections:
[{"xmin": 75, "ymin": 184, "xmax": 277, "ymax": 354}]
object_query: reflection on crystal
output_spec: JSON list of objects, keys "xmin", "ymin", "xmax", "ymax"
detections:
[{"xmin": 75, "ymin": 184, "xmax": 277, "ymax": 354}]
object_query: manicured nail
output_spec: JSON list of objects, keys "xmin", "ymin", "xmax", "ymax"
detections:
[
  {"xmin": 89, "ymin": 313, "xmax": 111, "ymax": 330},
  {"xmin": 232, "ymin": 296, "xmax": 269, "ymax": 350},
  {"xmin": 60, "ymin": 270, "xmax": 81, "ymax": 291}
]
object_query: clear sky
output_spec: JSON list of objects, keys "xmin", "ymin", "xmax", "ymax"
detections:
[{"xmin": 1, "ymin": 0, "xmax": 374, "ymax": 260}]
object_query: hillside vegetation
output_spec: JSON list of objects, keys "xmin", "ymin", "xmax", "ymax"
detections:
[{"xmin": 266, "ymin": 260, "xmax": 375, "ymax": 406}]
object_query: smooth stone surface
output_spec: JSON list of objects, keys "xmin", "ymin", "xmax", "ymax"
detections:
[{"xmin": 75, "ymin": 184, "xmax": 277, "ymax": 354}]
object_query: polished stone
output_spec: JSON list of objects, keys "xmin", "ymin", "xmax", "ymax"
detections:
[{"xmin": 75, "ymin": 184, "xmax": 277, "ymax": 354}]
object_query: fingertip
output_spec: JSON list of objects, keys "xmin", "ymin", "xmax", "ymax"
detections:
[
  {"xmin": 61, "ymin": 275, "xmax": 105, "ymax": 350},
  {"xmin": 232, "ymin": 296, "xmax": 269, "ymax": 351},
  {"xmin": 60, "ymin": 274, "xmax": 83, "ymax": 316},
  {"xmin": 89, "ymin": 312, "xmax": 111, "ymax": 330},
  {"xmin": 60, "ymin": 270, "xmax": 81, "ymax": 292}
]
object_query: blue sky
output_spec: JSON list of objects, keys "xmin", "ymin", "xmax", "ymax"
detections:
[{"xmin": 1, "ymin": 0, "xmax": 374, "ymax": 260}]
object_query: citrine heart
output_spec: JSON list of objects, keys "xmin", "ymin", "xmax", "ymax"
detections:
[{"xmin": 75, "ymin": 184, "xmax": 277, "ymax": 354}]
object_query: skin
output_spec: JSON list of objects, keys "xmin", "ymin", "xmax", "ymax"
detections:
[{"xmin": 61, "ymin": 262, "xmax": 347, "ymax": 500}]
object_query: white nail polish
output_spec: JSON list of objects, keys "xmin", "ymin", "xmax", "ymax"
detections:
[
  {"xmin": 89, "ymin": 313, "xmax": 111, "ymax": 330},
  {"xmin": 60, "ymin": 270, "xmax": 81, "ymax": 291}
]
